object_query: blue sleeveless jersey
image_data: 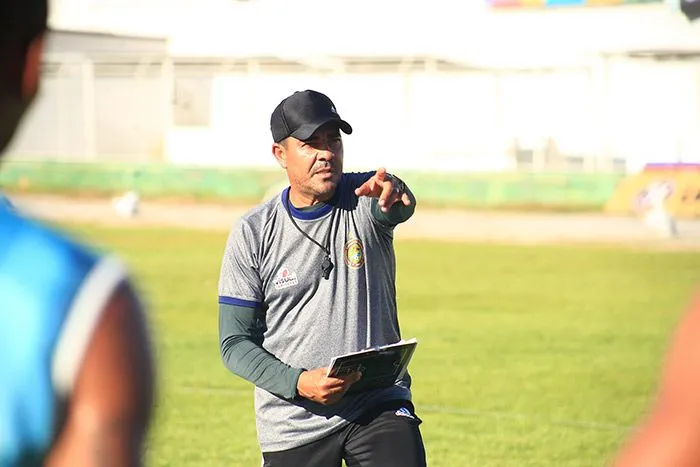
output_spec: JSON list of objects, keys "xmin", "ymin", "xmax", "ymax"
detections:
[
  {"xmin": 0, "ymin": 194, "xmax": 14, "ymax": 211},
  {"xmin": 0, "ymin": 207, "xmax": 126, "ymax": 465}
]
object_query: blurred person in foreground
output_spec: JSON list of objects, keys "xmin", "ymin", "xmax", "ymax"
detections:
[
  {"xmin": 612, "ymin": 293, "xmax": 700, "ymax": 467},
  {"xmin": 613, "ymin": 6, "xmax": 700, "ymax": 466},
  {"xmin": 218, "ymin": 90, "xmax": 425, "ymax": 466},
  {"xmin": 0, "ymin": 192, "xmax": 15, "ymax": 211},
  {"xmin": 0, "ymin": 1, "xmax": 155, "ymax": 465}
]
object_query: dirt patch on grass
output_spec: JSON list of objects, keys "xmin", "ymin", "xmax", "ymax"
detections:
[{"xmin": 9, "ymin": 193, "xmax": 700, "ymax": 251}]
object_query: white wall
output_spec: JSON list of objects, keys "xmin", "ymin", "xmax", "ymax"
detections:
[
  {"xmin": 166, "ymin": 58, "xmax": 700, "ymax": 172},
  {"xmin": 7, "ymin": 61, "xmax": 168, "ymax": 162},
  {"xmin": 603, "ymin": 59, "xmax": 700, "ymax": 172},
  {"xmin": 166, "ymin": 71, "xmax": 517, "ymax": 171},
  {"xmin": 37, "ymin": 0, "xmax": 700, "ymax": 171},
  {"xmin": 10, "ymin": 57, "xmax": 696, "ymax": 171}
]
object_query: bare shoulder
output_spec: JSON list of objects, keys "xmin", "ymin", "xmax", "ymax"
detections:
[
  {"xmin": 658, "ymin": 291, "xmax": 700, "ymax": 402},
  {"xmin": 612, "ymin": 290, "xmax": 700, "ymax": 467},
  {"xmin": 85, "ymin": 277, "xmax": 155, "ymax": 425},
  {"xmin": 47, "ymin": 278, "xmax": 156, "ymax": 466}
]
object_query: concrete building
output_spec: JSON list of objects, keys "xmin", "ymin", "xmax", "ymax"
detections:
[
  {"xmin": 9, "ymin": 0, "xmax": 700, "ymax": 173},
  {"xmin": 6, "ymin": 29, "xmax": 169, "ymax": 162},
  {"xmin": 162, "ymin": 0, "xmax": 700, "ymax": 173}
]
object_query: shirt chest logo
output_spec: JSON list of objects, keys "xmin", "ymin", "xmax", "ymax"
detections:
[
  {"xmin": 344, "ymin": 238, "xmax": 365, "ymax": 269},
  {"xmin": 273, "ymin": 267, "xmax": 299, "ymax": 290}
]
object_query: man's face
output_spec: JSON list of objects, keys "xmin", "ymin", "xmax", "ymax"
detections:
[{"xmin": 273, "ymin": 122, "xmax": 344, "ymax": 203}]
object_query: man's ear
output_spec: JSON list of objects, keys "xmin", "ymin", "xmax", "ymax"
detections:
[
  {"xmin": 22, "ymin": 36, "xmax": 44, "ymax": 99},
  {"xmin": 272, "ymin": 143, "xmax": 287, "ymax": 169}
]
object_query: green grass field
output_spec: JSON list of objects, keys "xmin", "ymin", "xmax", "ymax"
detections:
[{"xmin": 63, "ymin": 223, "xmax": 700, "ymax": 467}]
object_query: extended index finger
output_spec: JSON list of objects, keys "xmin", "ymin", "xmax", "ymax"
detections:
[{"xmin": 354, "ymin": 180, "xmax": 373, "ymax": 196}]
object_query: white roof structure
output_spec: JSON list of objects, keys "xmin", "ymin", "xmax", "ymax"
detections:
[
  {"xmin": 166, "ymin": 0, "xmax": 700, "ymax": 67},
  {"xmin": 50, "ymin": 0, "xmax": 700, "ymax": 68}
]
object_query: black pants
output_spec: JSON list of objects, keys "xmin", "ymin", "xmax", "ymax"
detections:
[{"xmin": 262, "ymin": 400, "xmax": 427, "ymax": 467}]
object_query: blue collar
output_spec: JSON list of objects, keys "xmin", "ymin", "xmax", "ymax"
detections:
[{"xmin": 281, "ymin": 182, "xmax": 340, "ymax": 220}]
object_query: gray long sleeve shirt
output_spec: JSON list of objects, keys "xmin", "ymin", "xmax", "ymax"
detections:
[{"xmin": 218, "ymin": 172, "xmax": 416, "ymax": 452}]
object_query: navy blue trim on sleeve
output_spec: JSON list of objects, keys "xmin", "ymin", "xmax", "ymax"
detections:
[{"xmin": 218, "ymin": 295, "xmax": 260, "ymax": 308}]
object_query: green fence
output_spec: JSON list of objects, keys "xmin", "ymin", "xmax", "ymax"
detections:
[
  {"xmin": 0, "ymin": 161, "xmax": 287, "ymax": 203},
  {"xmin": 0, "ymin": 161, "xmax": 624, "ymax": 210},
  {"xmin": 403, "ymin": 172, "xmax": 623, "ymax": 209}
]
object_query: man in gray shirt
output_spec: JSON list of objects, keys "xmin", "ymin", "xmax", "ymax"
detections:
[{"xmin": 218, "ymin": 89, "xmax": 426, "ymax": 467}]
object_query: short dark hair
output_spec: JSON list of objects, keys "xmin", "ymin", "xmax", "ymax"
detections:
[
  {"xmin": 0, "ymin": 0, "xmax": 47, "ymax": 42},
  {"xmin": 0, "ymin": 0, "xmax": 48, "ymax": 94}
]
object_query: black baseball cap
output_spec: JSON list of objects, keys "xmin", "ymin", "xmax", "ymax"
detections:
[
  {"xmin": 0, "ymin": 0, "xmax": 48, "ymax": 41},
  {"xmin": 270, "ymin": 90, "xmax": 353, "ymax": 143},
  {"xmin": 681, "ymin": 0, "xmax": 700, "ymax": 21}
]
